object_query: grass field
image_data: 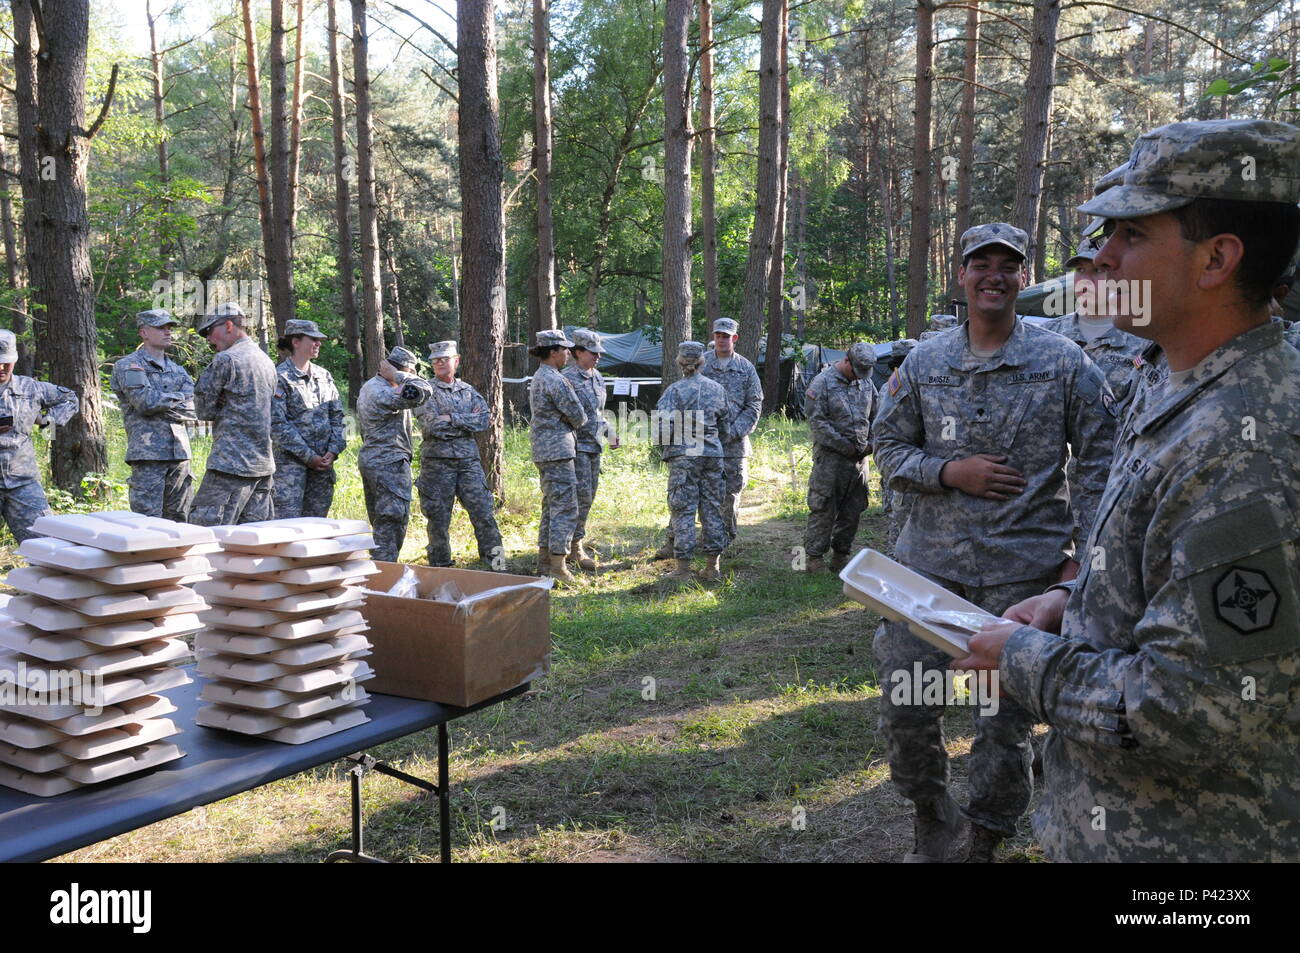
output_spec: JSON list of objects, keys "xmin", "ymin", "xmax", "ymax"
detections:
[{"xmin": 5, "ymin": 411, "xmax": 1045, "ymax": 863}]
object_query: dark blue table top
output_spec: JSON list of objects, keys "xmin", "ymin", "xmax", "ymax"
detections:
[{"xmin": 0, "ymin": 671, "xmax": 527, "ymax": 862}]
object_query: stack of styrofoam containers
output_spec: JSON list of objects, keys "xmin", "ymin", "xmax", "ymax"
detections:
[
  {"xmin": 194, "ymin": 518, "xmax": 380, "ymax": 744},
  {"xmin": 0, "ymin": 513, "xmax": 217, "ymax": 797}
]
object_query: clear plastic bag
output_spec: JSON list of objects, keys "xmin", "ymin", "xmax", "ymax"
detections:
[
  {"xmin": 386, "ymin": 565, "xmax": 422, "ymax": 599},
  {"xmin": 430, "ymin": 580, "xmax": 466, "ymax": 604}
]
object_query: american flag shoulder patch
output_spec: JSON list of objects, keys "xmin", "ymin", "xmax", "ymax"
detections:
[{"xmin": 888, "ymin": 370, "xmax": 903, "ymax": 396}]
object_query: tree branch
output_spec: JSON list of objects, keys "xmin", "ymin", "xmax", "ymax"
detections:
[{"xmin": 85, "ymin": 63, "xmax": 120, "ymax": 139}]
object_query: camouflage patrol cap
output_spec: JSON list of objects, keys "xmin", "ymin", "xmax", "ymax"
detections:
[
  {"xmin": 1077, "ymin": 119, "xmax": 1300, "ymax": 220},
  {"xmin": 535, "ymin": 328, "xmax": 574, "ymax": 348},
  {"xmin": 677, "ymin": 341, "xmax": 707, "ymax": 361},
  {"xmin": 1082, "ymin": 162, "xmax": 1130, "ymax": 235},
  {"xmin": 570, "ymin": 328, "xmax": 606, "ymax": 353},
  {"xmin": 713, "ymin": 318, "xmax": 739, "ymax": 335},
  {"xmin": 196, "ymin": 301, "xmax": 246, "ymax": 334},
  {"xmin": 427, "ymin": 340, "xmax": 458, "ymax": 360},
  {"xmin": 0, "ymin": 329, "xmax": 16, "ymax": 363},
  {"xmin": 1066, "ymin": 235, "xmax": 1104, "ymax": 268},
  {"xmin": 961, "ymin": 223, "xmax": 1028, "ymax": 260},
  {"xmin": 846, "ymin": 342, "xmax": 876, "ymax": 377},
  {"xmin": 284, "ymin": 318, "xmax": 326, "ymax": 339},
  {"xmin": 136, "ymin": 308, "xmax": 177, "ymax": 329},
  {"xmin": 387, "ymin": 345, "xmax": 419, "ymax": 369}
]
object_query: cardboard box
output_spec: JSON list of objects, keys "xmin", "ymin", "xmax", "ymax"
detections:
[{"xmin": 358, "ymin": 563, "xmax": 551, "ymax": 708}]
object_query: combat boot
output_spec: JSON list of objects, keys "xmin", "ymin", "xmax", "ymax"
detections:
[
  {"xmin": 699, "ymin": 553, "xmax": 722, "ymax": 581},
  {"xmin": 965, "ymin": 824, "xmax": 1002, "ymax": 863},
  {"xmin": 537, "ymin": 546, "xmax": 551, "ymax": 576},
  {"xmin": 569, "ymin": 539, "xmax": 597, "ymax": 571},
  {"xmin": 805, "ymin": 555, "xmax": 826, "ymax": 573},
  {"xmin": 651, "ymin": 538, "xmax": 675, "ymax": 560},
  {"xmin": 903, "ymin": 794, "xmax": 967, "ymax": 863},
  {"xmin": 549, "ymin": 553, "xmax": 576, "ymax": 584},
  {"xmin": 667, "ymin": 558, "xmax": 693, "ymax": 581},
  {"xmin": 828, "ymin": 551, "xmax": 850, "ymax": 573}
]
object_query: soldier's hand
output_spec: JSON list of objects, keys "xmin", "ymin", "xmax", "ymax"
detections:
[
  {"xmin": 1001, "ymin": 589, "xmax": 1069, "ymax": 634},
  {"xmin": 940, "ymin": 454, "xmax": 1026, "ymax": 500},
  {"xmin": 320, "ymin": 452, "xmax": 336, "ymax": 467},
  {"xmin": 309, "ymin": 455, "xmax": 328, "ymax": 470},
  {"xmin": 608, "ymin": 434, "xmax": 620, "ymax": 449},
  {"xmin": 952, "ymin": 622, "xmax": 1016, "ymax": 692}
]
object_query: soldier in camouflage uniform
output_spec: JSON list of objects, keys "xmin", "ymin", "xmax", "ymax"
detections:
[
  {"xmin": 529, "ymin": 329, "xmax": 586, "ymax": 584},
  {"xmin": 872, "ymin": 222, "xmax": 1117, "ymax": 863},
  {"xmin": 655, "ymin": 341, "xmax": 729, "ymax": 582},
  {"xmin": 271, "ymin": 319, "xmax": 347, "ymax": 519},
  {"xmin": 0, "ymin": 329, "xmax": 78, "ymax": 542},
  {"xmin": 356, "ymin": 346, "xmax": 432, "ymax": 562},
  {"xmin": 963, "ymin": 119, "xmax": 1300, "ymax": 862},
  {"xmin": 110, "ymin": 309, "xmax": 195, "ymax": 522},
  {"xmin": 413, "ymin": 340, "xmax": 502, "ymax": 568},
  {"xmin": 191, "ymin": 303, "xmax": 279, "ymax": 526},
  {"xmin": 561, "ymin": 329, "xmax": 619, "ymax": 571},
  {"xmin": 803, "ymin": 343, "xmax": 877, "ymax": 573},
  {"xmin": 653, "ymin": 317, "xmax": 762, "ymax": 558},
  {"xmin": 878, "ymin": 338, "xmax": 917, "ymax": 556}
]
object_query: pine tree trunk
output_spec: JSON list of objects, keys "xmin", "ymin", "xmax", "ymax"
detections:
[
  {"xmin": 737, "ymin": 0, "xmax": 783, "ymax": 362},
  {"xmin": 949, "ymin": 0, "xmax": 979, "ymax": 302},
  {"xmin": 268, "ymin": 0, "xmax": 296, "ymax": 335},
  {"xmin": 240, "ymin": 0, "xmax": 277, "ymax": 339},
  {"xmin": 1010, "ymin": 0, "xmax": 1060, "ymax": 284},
  {"xmin": 905, "ymin": 0, "xmax": 934, "ymax": 339},
  {"xmin": 533, "ymin": 0, "xmax": 557, "ymax": 336},
  {"xmin": 146, "ymin": 0, "xmax": 171, "ymax": 273},
  {"xmin": 458, "ymin": 0, "xmax": 507, "ymax": 497},
  {"xmin": 761, "ymin": 0, "xmax": 788, "ymax": 416},
  {"xmin": 289, "ymin": 0, "xmax": 305, "ymax": 236},
  {"xmin": 327, "ymin": 0, "xmax": 362, "ymax": 406},
  {"xmin": 700, "ymin": 0, "xmax": 720, "ymax": 330},
  {"xmin": 661, "ymin": 0, "xmax": 694, "ymax": 386},
  {"xmin": 352, "ymin": 0, "xmax": 385, "ymax": 375},
  {"xmin": 12, "ymin": 0, "xmax": 108, "ymax": 491}
]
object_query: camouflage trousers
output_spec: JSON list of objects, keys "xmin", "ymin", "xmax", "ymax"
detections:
[
  {"xmin": 662, "ymin": 454, "xmax": 745, "ymax": 551},
  {"xmin": 0, "ymin": 479, "xmax": 51, "ymax": 543},
  {"xmin": 668, "ymin": 456, "xmax": 725, "ymax": 559},
  {"xmin": 573, "ymin": 450, "xmax": 602, "ymax": 541},
  {"xmin": 128, "ymin": 460, "xmax": 192, "ymax": 523},
  {"xmin": 536, "ymin": 458, "xmax": 578, "ymax": 555},
  {"xmin": 360, "ymin": 460, "xmax": 411, "ymax": 563},
  {"xmin": 872, "ymin": 566, "xmax": 1057, "ymax": 838},
  {"xmin": 417, "ymin": 456, "xmax": 503, "ymax": 567},
  {"xmin": 804, "ymin": 448, "xmax": 868, "ymax": 559},
  {"xmin": 880, "ymin": 483, "xmax": 911, "ymax": 558},
  {"xmin": 272, "ymin": 457, "xmax": 336, "ymax": 520},
  {"xmin": 190, "ymin": 470, "xmax": 274, "ymax": 527}
]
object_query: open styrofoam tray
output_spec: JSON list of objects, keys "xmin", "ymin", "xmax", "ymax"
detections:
[
  {"xmin": 196, "ymin": 629, "xmax": 371, "ymax": 666},
  {"xmin": 212, "ymin": 518, "xmax": 370, "ymax": 548},
  {"xmin": 59, "ymin": 740, "xmax": 184, "ymax": 784},
  {"xmin": 217, "ymin": 532, "xmax": 374, "ymax": 558},
  {"xmin": 198, "ymin": 671, "xmax": 375, "ymax": 710},
  {"xmin": 196, "ymin": 652, "xmax": 371, "ymax": 686},
  {"xmin": 70, "ymin": 613, "xmax": 205, "ymax": 648},
  {"xmin": 5, "ymin": 593, "xmax": 206, "ymax": 630},
  {"xmin": 31, "ymin": 512, "xmax": 215, "ymax": 554},
  {"xmin": 839, "ymin": 548, "xmax": 999, "ymax": 657},
  {"xmin": 20, "ymin": 536, "xmax": 218, "ymax": 572},
  {"xmin": 194, "ymin": 586, "xmax": 362, "ymax": 617},
  {"xmin": 195, "ymin": 607, "xmax": 366, "ymax": 640},
  {"xmin": 0, "ymin": 761, "xmax": 82, "ymax": 796},
  {"xmin": 207, "ymin": 550, "xmax": 372, "ymax": 576}
]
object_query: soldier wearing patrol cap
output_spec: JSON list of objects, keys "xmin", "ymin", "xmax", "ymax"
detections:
[
  {"xmin": 0, "ymin": 328, "xmax": 78, "ymax": 542},
  {"xmin": 872, "ymin": 221, "xmax": 1116, "ymax": 862},
  {"xmin": 356, "ymin": 345, "xmax": 433, "ymax": 562},
  {"xmin": 110, "ymin": 309, "xmax": 196, "ymax": 522},
  {"xmin": 413, "ymin": 340, "xmax": 503, "ymax": 569},
  {"xmin": 529, "ymin": 329, "xmax": 586, "ymax": 583},
  {"xmin": 561, "ymin": 328, "xmax": 619, "ymax": 570},
  {"xmin": 652, "ymin": 316, "xmax": 762, "ymax": 559},
  {"xmin": 270, "ymin": 319, "xmax": 347, "ymax": 519},
  {"xmin": 654, "ymin": 340, "xmax": 730, "ymax": 582},
  {"xmin": 191, "ymin": 302, "xmax": 279, "ymax": 526},
  {"xmin": 962, "ymin": 118, "xmax": 1300, "ymax": 863},
  {"xmin": 802, "ymin": 342, "xmax": 878, "ymax": 573}
]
